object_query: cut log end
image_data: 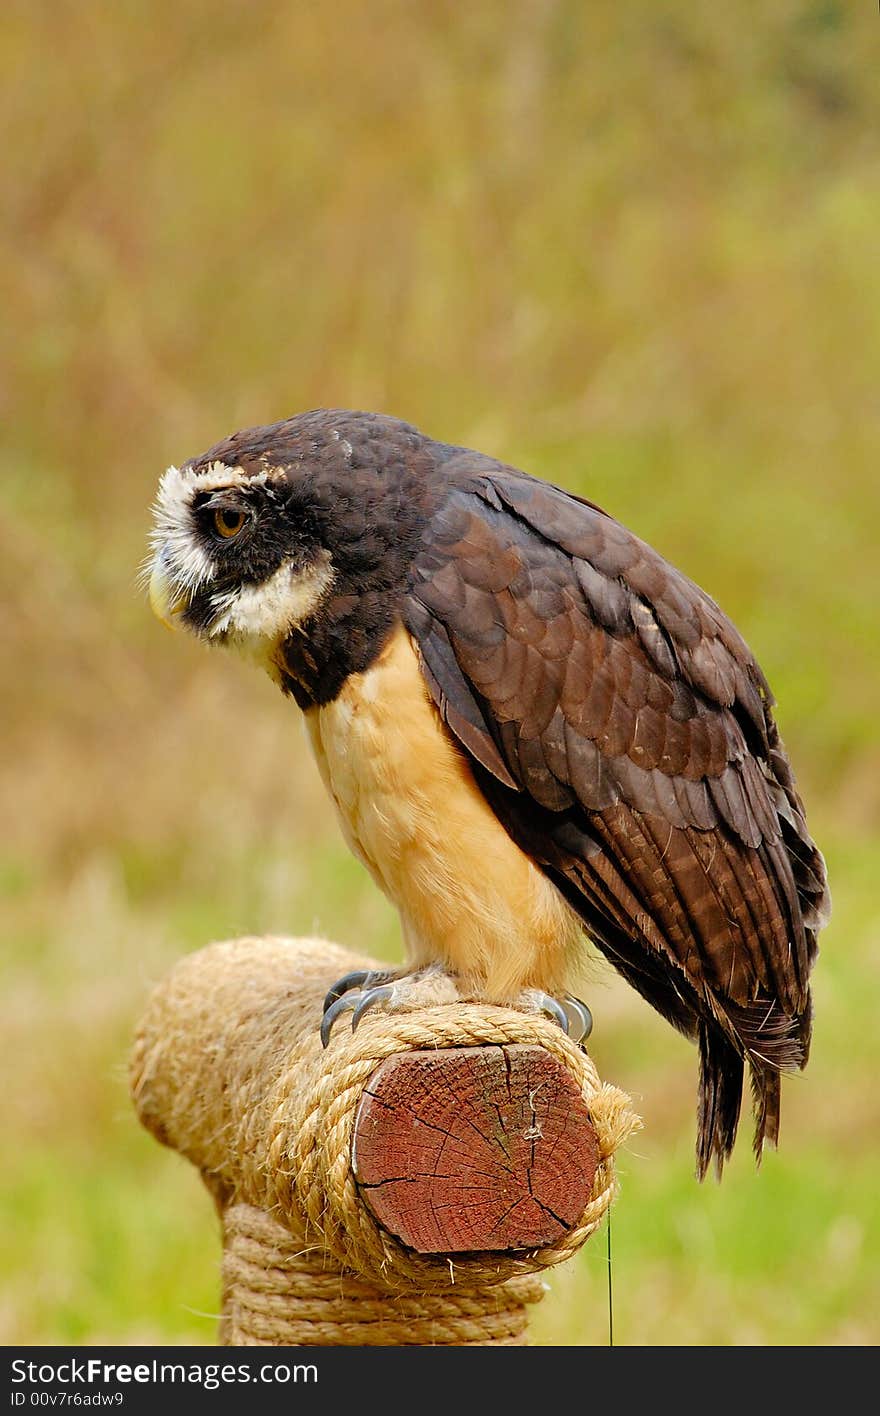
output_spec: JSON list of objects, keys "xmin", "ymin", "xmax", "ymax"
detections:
[{"xmin": 351, "ymin": 1043, "xmax": 599, "ymax": 1254}]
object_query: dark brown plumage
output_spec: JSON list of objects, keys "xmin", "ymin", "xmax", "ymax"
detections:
[
  {"xmin": 403, "ymin": 459, "xmax": 828, "ymax": 1177},
  {"xmin": 149, "ymin": 409, "xmax": 830, "ymax": 1179}
]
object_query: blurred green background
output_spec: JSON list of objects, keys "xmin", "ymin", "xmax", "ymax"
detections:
[{"xmin": 2, "ymin": 0, "xmax": 878, "ymax": 1346}]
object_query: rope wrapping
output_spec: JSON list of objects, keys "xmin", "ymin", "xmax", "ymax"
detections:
[
  {"xmin": 269, "ymin": 1004, "xmax": 636, "ymax": 1288},
  {"xmin": 131, "ymin": 936, "xmax": 640, "ymax": 1345},
  {"xmin": 221, "ymin": 1204, "xmax": 545, "ymax": 1346}
]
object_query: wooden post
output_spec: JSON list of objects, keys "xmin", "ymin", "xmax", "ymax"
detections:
[
  {"xmin": 130, "ymin": 935, "xmax": 636, "ymax": 1345},
  {"xmin": 353, "ymin": 1044, "xmax": 599, "ymax": 1253}
]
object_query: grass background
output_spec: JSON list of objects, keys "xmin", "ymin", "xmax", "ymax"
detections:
[{"xmin": 2, "ymin": 0, "xmax": 878, "ymax": 1345}]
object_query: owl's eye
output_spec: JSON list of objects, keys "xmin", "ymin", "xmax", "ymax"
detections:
[{"xmin": 212, "ymin": 507, "xmax": 247, "ymax": 540}]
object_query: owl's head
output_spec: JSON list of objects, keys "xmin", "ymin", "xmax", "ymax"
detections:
[
  {"xmin": 147, "ymin": 453, "xmax": 333, "ymax": 653},
  {"xmin": 146, "ymin": 409, "xmax": 436, "ymax": 673}
]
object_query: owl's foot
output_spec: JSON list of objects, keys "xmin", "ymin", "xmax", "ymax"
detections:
[
  {"xmin": 322, "ymin": 969, "xmax": 396, "ymax": 1013},
  {"xmin": 320, "ymin": 968, "xmax": 593, "ymax": 1048},
  {"xmin": 561, "ymin": 994, "xmax": 593, "ymax": 1043},
  {"xmin": 320, "ymin": 965, "xmax": 458, "ymax": 1047}
]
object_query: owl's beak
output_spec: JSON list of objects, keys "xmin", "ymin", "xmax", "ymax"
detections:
[{"xmin": 149, "ymin": 560, "xmax": 189, "ymax": 631}]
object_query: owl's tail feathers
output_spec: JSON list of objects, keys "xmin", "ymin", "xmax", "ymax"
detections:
[
  {"xmin": 697, "ymin": 1025, "xmax": 744, "ymax": 1181},
  {"xmin": 697, "ymin": 994, "xmax": 812, "ymax": 1181}
]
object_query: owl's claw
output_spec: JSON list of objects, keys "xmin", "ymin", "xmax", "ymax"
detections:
[
  {"xmin": 322, "ymin": 968, "xmax": 397, "ymax": 1016},
  {"xmin": 321, "ymin": 972, "xmax": 404, "ymax": 1044},
  {"xmin": 351, "ymin": 984, "xmax": 396, "ymax": 1031},
  {"xmin": 563, "ymin": 995, "xmax": 593, "ymax": 1044},
  {"xmin": 322, "ymin": 971, "xmax": 371, "ymax": 1013},
  {"xmin": 320, "ymin": 971, "xmax": 594, "ymax": 1048},
  {"xmin": 532, "ymin": 993, "xmax": 571, "ymax": 1034},
  {"xmin": 527, "ymin": 992, "xmax": 593, "ymax": 1043},
  {"xmin": 322, "ymin": 971, "xmax": 372, "ymax": 1013},
  {"xmin": 320, "ymin": 992, "xmax": 358, "ymax": 1047}
]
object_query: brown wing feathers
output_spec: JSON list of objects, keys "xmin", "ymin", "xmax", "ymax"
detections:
[{"xmin": 405, "ymin": 465, "xmax": 828, "ymax": 1178}]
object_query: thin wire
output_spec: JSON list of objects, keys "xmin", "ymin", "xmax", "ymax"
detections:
[{"xmin": 606, "ymin": 1208, "xmax": 614, "ymax": 1347}]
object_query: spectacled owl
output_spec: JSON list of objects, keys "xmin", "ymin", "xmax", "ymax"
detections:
[{"xmin": 147, "ymin": 409, "xmax": 829, "ymax": 1179}]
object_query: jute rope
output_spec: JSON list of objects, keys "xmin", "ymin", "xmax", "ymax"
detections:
[
  {"xmin": 131, "ymin": 936, "xmax": 640, "ymax": 1344},
  {"xmin": 265, "ymin": 1003, "xmax": 637, "ymax": 1288},
  {"xmin": 220, "ymin": 1203, "xmax": 545, "ymax": 1345}
]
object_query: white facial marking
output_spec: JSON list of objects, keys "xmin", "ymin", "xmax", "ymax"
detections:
[
  {"xmin": 148, "ymin": 461, "xmax": 268, "ymax": 595},
  {"xmin": 148, "ymin": 458, "xmax": 334, "ymax": 674},
  {"xmin": 148, "ymin": 465, "xmax": 214, "ymax": 592},
  {"xmin": 208, "ymin": 549, "xmax": 335, "ymax": 642}
]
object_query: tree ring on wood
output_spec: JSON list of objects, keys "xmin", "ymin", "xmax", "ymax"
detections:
[{"xmin": 351, "ymin": 1043, "xmax": 599, "ymax": 1254}]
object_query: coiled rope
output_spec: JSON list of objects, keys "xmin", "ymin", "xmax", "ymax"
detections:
[{"xmin": 131, "ymin": 936, "xmax": 640, "ymax": 1345}]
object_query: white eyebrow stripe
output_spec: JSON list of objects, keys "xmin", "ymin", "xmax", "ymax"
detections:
[
  {"xmin": 148, "ymin": 462, "xmax": 273, "ymax": 593},
  {"xmin": 166, "ymin": 461, "xmax": 271, "ymax": 496},
  {"xmin": 149, "ymin": 467, "xmax": 214, "ymax": 590}
]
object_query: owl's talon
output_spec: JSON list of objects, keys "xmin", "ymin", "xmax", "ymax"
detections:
[
  {"xmin": 533, "ymin": 993, "xmax": 571, "ymax": 1034},
  {"xmin": 322, "ymin": 968, "xmax": 396, "ymax": 1015},
  {"xmin": 320, "ymin": 993, "xmax": 358, "ymax": 1047},
  {"xmin": 563, "ymin": 995, "xmax": 593, "ymax": 1044},
  {"xmin": 322, "ymin": 971, "xmax": 372, "ymax": 1014},
  {"xmin": 351, "ymin": 984, "xmax": 396, "ymax": 1032}
]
